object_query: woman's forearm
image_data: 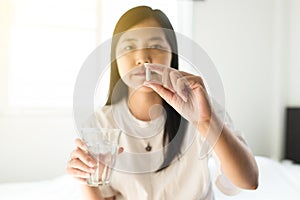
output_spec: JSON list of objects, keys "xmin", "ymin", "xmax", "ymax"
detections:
[{"xmin": 198, "ymin": 115, "xmax": 259, "ymax": 189}]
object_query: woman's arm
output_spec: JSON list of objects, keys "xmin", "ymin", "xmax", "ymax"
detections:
[
  {"xmin": 198, "ymin": 115, "xmax": 259, "ymax": 189},
  {"xmin": 144, "ymin": 64, "xmax": 259, "ymax": 190}
]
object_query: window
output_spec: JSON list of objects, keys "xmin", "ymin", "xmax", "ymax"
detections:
[{"xmin": 8, "ymin": 0, "xmax": 98, "ymax": 109}]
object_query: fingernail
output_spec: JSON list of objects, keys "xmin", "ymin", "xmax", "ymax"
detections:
[
  {"xmin": 144, "ymin": 63, "xmax": 153, "ymax": 68},
  {"xmin": 88, "ymin": 161, "xmax": 95, "ymax": 167}
]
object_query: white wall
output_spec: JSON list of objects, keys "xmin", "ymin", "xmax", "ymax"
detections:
[
  {"xmin": 0, "ymin": 0, "xmax": 299, "ymax": 183},
  {"xmin": 193, "ymin": 0, "xmax": 274, "ymax": 157},
  {"xmin": 287, "ymin": 0, "xmax": 300, "ymax": 105},
  {"xmin": 0, "ymin": 113, "xmax": 75, "ymax": 182},
  {"xmin": 192, "ymin": 0, "xmax": 299, "ymax": 159}
]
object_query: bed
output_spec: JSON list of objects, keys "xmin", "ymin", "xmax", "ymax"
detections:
[
  {"xmin": 213, "ymin": 156, "xmax": 300, "ymax": 200},
  {"xmin": 0, "ymin": 156, "xmax": 299, "ymax": 200}
]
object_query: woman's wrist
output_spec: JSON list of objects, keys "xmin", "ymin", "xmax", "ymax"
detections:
[
  {"xmin": 196, "ymin": 120, "xmax": 210, "ymax": 136},
  {"xmin": 81, "ymin": 184, "xmax": 106, "ymax": 200},
  {"xmin": 196, "ymin": 113, "xmax": 223, "ymax": 138}
]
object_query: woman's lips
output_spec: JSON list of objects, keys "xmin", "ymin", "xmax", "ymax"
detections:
[
  {"xmin": 134, "ymin": 73, "xmax": 146, "ymax": 76},
  {"xmin": 132, "ymin": 71, "xmax": 146, "ymax": 77}
]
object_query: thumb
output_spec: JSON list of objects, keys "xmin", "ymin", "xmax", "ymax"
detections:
[{"xmin": 144, "ymin": 82, "xmax": 174, "ymax": 104}]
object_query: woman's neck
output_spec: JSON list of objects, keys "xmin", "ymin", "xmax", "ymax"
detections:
[{"xmin": 127, "ymin": 89, "xmax": 163, "ymax": 121}]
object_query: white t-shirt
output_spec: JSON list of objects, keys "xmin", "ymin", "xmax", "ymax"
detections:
[{"xmin": 83, "ymin": 98, "xmax": 241, "ymax": 200}]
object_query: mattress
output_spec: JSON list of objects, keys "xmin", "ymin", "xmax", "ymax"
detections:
[{"xmin": 0, "ymin": 156, "xmax": 299, "ymax": 200}]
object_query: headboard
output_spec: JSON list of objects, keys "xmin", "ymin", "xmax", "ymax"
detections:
[{"xmin": 284, "ymin": 107, "xmax": 300, "ymax": 163}]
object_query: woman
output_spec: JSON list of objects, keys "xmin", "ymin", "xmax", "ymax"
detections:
[{"xmin": 67, "ymin": 6, "xmax": 258, "ymax": 200}]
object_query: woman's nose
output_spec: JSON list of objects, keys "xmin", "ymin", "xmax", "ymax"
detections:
[{"xmin": 135, "ymin": 49, "xmax": 151, "ymax": 66}]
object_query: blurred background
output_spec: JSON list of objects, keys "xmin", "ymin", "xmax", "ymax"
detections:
[{"xmin": 0, "ymin": 0, "xmax": 299, "ymax": 183}]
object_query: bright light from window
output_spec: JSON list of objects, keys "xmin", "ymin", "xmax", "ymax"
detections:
[{"xmin": 9, "ymin": 0, "xmax": 97, "ymax": 108}]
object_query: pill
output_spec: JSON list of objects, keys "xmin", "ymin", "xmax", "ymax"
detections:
[{"xmin": 146, "ymin": 67, "xmax": 151, "ymax": 81}]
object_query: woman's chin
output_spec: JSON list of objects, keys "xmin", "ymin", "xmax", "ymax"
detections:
[{"xmin": 131, "ymin": 85, "xmax": 154, "ymax": 93}]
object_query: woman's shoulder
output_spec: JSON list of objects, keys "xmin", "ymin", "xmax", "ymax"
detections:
[
  {"xmin": 95, "ymin": 104, "xmax": 113, "ymax": 116},
  {"xmin": 83, "ymin": 105, "xmax": 115, "ymax": 128}
]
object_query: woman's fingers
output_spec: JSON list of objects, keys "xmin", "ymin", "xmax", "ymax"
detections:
[
  {"xmin": 75, "ymin": 138, "xmax": 88, "ymax": 152},
  {"xmin": 67, "ymin": 146, "xmax": 97, "ymax": 181},
  {"xmin": 145, "ymin": 63, "xmax": 202, "ymax": 97},
  {"xmin": 70, "ymin": 147, "xmax": 97, "ymax": 168},
  {"xmin": 145, "ymin": 63, "xmax": 206, "ymax": 88},
  {"xmin": 69, "ymin": 158, "xmax": 96, "ymax": 174},
  {"xmin": 67, "ymin": 162, "xmax": 92, "ymax": 179},
  {"xmin": 145, "ymin": 83, "xmax": 176, "ymax": 106},
  {"xmin": 75, "ymin": 177, "xmax": 87, "ymax": 184},
  {"xmin": 144, "ymin": 63, "xmax": 166, "ymax": 74},
  {"xmin": 145, "ymin": 63, "xmax": 174, "ymax": 92},
  {"xmin": 162, "ymin": 67, "xmax": 176, "ymax": 92},
  {"xmin": 68, "ymin": 139, "xmax": 125, "ymax": 183},
  {"xmin": 169, "ymin": 71, "xmax": 189, "ymax": 102}
]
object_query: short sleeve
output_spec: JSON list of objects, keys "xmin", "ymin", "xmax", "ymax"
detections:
[{"xmin": 210, "ymin": 152, "xmax": 241, "ymax": 196}]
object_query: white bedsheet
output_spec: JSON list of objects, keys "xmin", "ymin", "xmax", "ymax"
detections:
[
  {"xmin": 0, "ymin": 156, "xmax": 299, "ymax": 200},
  {"xmin": 0, "ymin": 175, "xmax": 82, "ymax": 200},
  {"xmin": 214, "ymin": 156, "xmax": 300, "ymax": 200}
]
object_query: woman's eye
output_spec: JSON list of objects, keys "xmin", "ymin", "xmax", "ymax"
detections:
[
  {"xmin": 149, "ymin": 44, "xmax": 164, "ymax": 49},
  {"xmin": 124, "ymin": 45, "xmax": 134, "ymax": 51}
]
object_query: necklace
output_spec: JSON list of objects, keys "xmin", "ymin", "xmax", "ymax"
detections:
[{"xmin": 145, "ymin": 143, "xmax": 152, "ymax": 151}]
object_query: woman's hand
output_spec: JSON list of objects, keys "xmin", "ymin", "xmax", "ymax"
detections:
[
  {"xmin": 145, "ymin": 64, "xmax": 259, "ymax": 189},
  {"xmin": 66, "ymin": 139, "xmax": 123, "ymax": 184},
  {"xmin": 66, "ymin": 139, "xmax": 98, "ymax": 184},
  {"xmin": 144, "ymin": 63, "xmax": 212, "ymax": 128}
]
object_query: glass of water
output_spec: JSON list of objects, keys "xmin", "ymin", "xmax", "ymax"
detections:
[{"xmin": 80, "ymin": 128, "xmax": 121, "ymax": 186}]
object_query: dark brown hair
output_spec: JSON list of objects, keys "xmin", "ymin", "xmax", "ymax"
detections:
[{"xmin": 106, "ymin": 6, "xmax": 187, "ymax": 170}]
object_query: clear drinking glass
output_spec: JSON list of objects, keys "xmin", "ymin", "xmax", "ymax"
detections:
[{"xmin": 80, "ymin": 128, "xmax": 121, "ymax": 186}]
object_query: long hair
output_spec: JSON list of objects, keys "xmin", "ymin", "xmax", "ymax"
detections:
[{"xmin": 106, "ymin": 6, "xmax": 187, "ymax": 171}]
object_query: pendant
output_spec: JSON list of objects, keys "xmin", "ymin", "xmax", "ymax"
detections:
[{"xmin": 145, "ymin": 143, "xmax": 152, "ymax": 151}]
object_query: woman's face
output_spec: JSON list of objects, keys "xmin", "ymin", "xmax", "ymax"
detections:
[{"xmin": 115, "ymin": 18, "xmax": 172, "ymax": 92}]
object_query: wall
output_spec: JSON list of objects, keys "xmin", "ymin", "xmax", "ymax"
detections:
[
  {"xmin": 287, "ymin": 0, "xmax": 300, "ymax": 105},
  {"xmin": 192, "ymin": 0, "xmax": 299, "ymax": 159},
  {"xmin": 0, "ymin": 114, "xmax": 75, "ymax": 182}
]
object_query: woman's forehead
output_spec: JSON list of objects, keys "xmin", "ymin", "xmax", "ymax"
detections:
[{"xmin": 118, "ymin": 27, "xmax": 167, "ymax": 43}]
